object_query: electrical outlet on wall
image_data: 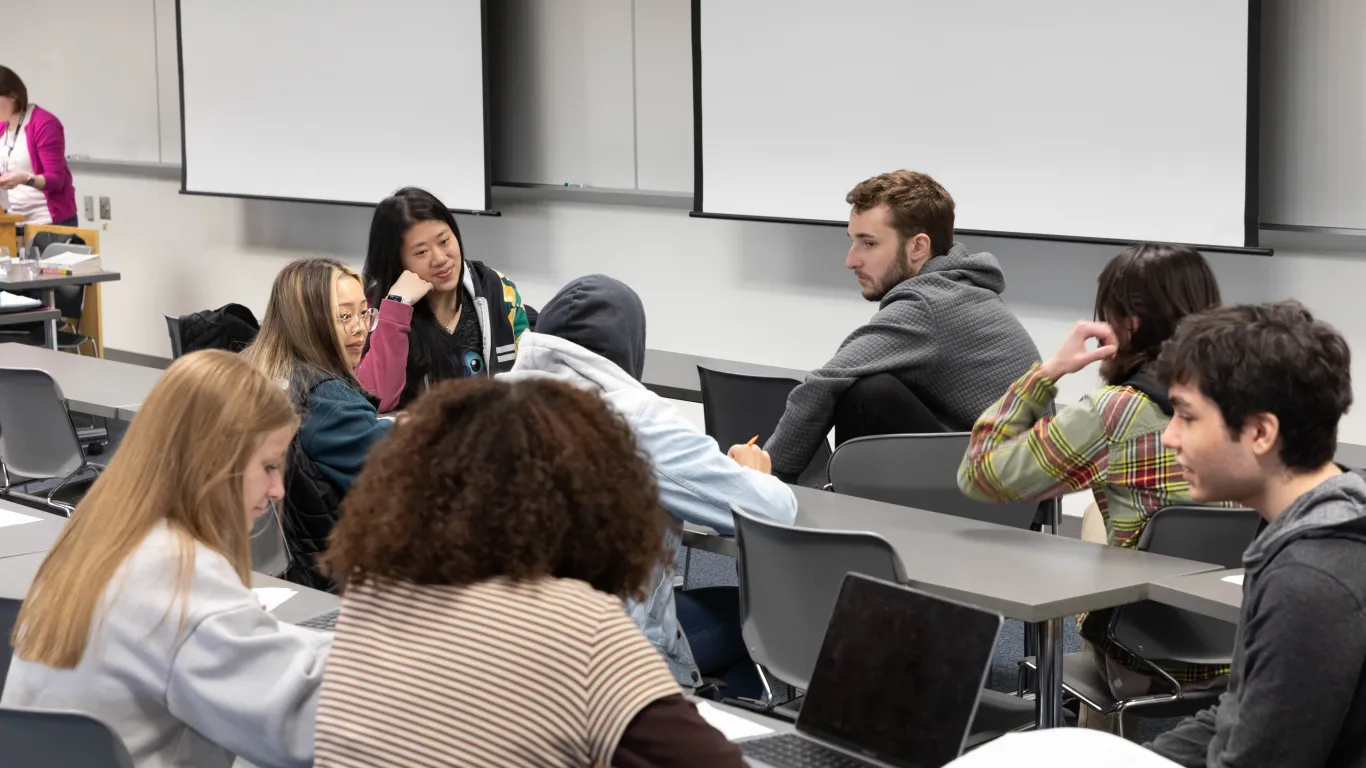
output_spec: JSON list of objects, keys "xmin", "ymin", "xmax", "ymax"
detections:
[
  {"xmin": 99, "ymin": 197, "xmax": 111, "ymax": 220},
  {"xmin": 83, "ymin": 196, "xmax": 95, "ymax": 220}
]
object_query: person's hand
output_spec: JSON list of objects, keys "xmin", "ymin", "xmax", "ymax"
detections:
[
  {"xmin": 0, "ymin": 171, "xmax": 29, "ymax": 190},
  {"xmin": 1039, "ymin": 320, "xmax": 1119, "ymax": 382},
  {"xmin": 387, "ymin": 270, "xmax": 434, "ymax": 305},
  {"xmin": 728, "ymin": 443, "xmax": 773, "ymax": 475}
]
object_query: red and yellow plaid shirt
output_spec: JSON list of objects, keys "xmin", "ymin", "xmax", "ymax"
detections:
[{"xmin": 957, "ymin": 364, "xmax": 1228, "ymax": 683}]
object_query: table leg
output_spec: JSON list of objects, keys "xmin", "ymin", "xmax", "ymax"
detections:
[
  {"xmin": 1035, "ymin": 616, "xmax": 1065, "ymax": 728},
  {"xmin": 41, "ymin": 288, "xmax": 56, "ymax": 350}
]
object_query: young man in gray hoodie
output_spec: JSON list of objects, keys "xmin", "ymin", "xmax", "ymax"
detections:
[
  {"xmin": 763, "ymin": 170, "xmax": 1041, "ymax": 480},
  {"xmin": 1148, "ymin": 301, "xmax": 1366, "ymax": 768}
]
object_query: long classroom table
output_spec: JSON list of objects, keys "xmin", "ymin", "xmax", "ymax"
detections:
[
  {"xmin": 0, "ymin": 502, "xmax": 68, "ymax": 559},
  {"xmin": 0, "ymin": 342, "xmax": 162, "ymax": 420},
  {"xmin": 690, "ymin": 485, "xmax": 1226, "ymax": 729},
  {"xmin": 1147, "ymin": 568, "xmax": 1243, "ymax": 624}
]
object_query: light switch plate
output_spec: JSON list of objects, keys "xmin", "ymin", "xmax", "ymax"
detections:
[
  {"xmin": 99, "ymin": 197, "xmax": 111, "ymax": 220},
  {"xmin": 83, "ymin": 196, "xmax": 95, "ymax": 220}
]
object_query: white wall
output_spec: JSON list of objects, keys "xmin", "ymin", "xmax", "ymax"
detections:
[{"xmin": 77, "ymin": 168, "xmax": 1366, "ymax": 445}]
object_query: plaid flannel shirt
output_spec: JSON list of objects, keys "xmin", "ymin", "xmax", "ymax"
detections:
[{"xmin": 957, "ymin": 363, "xmax": 1229, "ymax": 683}]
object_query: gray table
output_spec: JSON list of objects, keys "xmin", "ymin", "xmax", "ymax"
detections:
[
  {"xmin": 0, "ymin": 271, "xmax": 120, "ymax": 350},
  {"xmin": 1337, "ymin": 442, "xmax": 1366, "ymax": 471},
  {"xmin": 643, "ymin": 349, "xmax": 808, "ymax": 403},
  {"xmin": 1148, "ymin": 568, "xmax": 1243, "ymax": 624},
  {"xmin": 0, "ymin": 342, "xmax": 163, "ymax": 419},
  {"xmin": 690, "ymin": 485, "xmax": 1221, "ymax": 729},
  {"xmin": 0, "ymin": 502, "xmax": 67, "ymax": 559},
  {"xmin": 0, "ymin": 307, "xmax": 60, "ymax": 350}
]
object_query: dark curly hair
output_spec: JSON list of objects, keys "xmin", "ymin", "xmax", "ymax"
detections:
[
  {"xmin": 322, "ymin": 377, "xmax": 671, "ymax": 599},
  {"xmin": 1157, "ymin": 301, "xmax": 1352, "ymax": 471}
]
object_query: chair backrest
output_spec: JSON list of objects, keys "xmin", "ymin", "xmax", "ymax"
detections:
[
  {"xmin": 732, "ymin": 503, "xmax": 906, "ymax": 690},
  {"xmin": 697, "ymin": 366, "xmax": 831, "ymax": 485},
  {"xmin": 0, "ymin": 707, "xmax": 135, "ymax": 768},
  {"xmin": 250, "ymin": 503, "xmax": 292, "ymax": 578},
  {"xmin": 0, "ymin": 368, "xmax": 85, "ymax": 480},
  {"xmin": 53, "ymin": 284, "xmax": 85, "ymax": 322},
  {"xmin": 164, "ymin": 315, "xmax": 184, "ymax": 359},
  {"xmin": 1113, "ymin": 505, "xmax": 1261, "ymax": 666},
  {"xmin": 828, "ymin": 433, "xmax": 1040, "ymax": 530}
]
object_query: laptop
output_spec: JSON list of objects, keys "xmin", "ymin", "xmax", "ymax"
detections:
[{"xmin": 738, "ymin": 574, "xmax": 1003, "ymax": 768}]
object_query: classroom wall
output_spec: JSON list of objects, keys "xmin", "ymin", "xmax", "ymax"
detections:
[{"xmin": 76, "ymin": 167, "xmax": 1366, "ymax": 443}]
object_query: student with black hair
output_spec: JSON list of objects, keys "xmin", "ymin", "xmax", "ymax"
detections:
[
  {"xmin": 1147, "ymin": 301, "xmax": 1366, "ymax": 768},
  {"xmin": 358, "ymin": 186, "xmax": 529, "ymax": 411}
]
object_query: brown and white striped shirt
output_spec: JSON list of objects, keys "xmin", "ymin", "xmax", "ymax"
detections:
[{"xmin": 314, "ymin": 576, "xmax": 684, "ymax": 768}]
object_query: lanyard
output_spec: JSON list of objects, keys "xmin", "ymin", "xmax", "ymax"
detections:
[{"xmin": 1, "ymin": 108, "xmax": 26, "ymax": 172}]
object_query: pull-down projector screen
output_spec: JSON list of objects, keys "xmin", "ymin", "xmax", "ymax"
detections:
[
  {"xmin": 694, "ymin": 0, "xmax": 1258, "ymax": 249},
  {"xmin": 178, "ymin": 0, "xmax": 490, "ymax": 212}
]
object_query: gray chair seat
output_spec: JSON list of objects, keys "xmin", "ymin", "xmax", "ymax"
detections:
[{"xmin": 0, "ymin": 706, "xmax": 135, "ymax": 767}]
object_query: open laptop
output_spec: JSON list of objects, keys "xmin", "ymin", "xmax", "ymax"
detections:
[{"xmin": 737, "ymin": 574, "xmax": 1003, "ymax": 768}]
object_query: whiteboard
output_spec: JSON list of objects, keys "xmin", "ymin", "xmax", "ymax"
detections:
[
  {"xmin": 697, "ymin": 0, "xmax": 1255, "ymax": 248},
  {"xmin": 7, "ymin": 0, "xmax": 162, "ymax": 164},
  {"xmin": 179, "ymin": 0, "xmax": 489, "ymax": 211},
  {"xmin": 1260, "ymin": 0, "xmax": 1366, "ymax": 231}
]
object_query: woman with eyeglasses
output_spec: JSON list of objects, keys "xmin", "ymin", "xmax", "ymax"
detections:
[{"xmin": 242, "ymin": 258, "xmax": 392, "ymax": 591}]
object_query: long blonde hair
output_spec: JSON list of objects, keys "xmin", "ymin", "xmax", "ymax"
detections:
[
  {"xmin": 241, "ymin": 258, "xmax": 365, "ymax": 398},
  {"xmin": 13, "ymin": 350, "xmax": 298, "ymax": 667}
]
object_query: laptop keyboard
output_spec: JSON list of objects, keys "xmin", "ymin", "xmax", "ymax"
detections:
[
  {"xmin": 740, "ymin": 734, "xmax": 875, "ymax": 767},
  {"xmin": 294, "ymin": 609, "xmax": 340, "ymax": 631}
]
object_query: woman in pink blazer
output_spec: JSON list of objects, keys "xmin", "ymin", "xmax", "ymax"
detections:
[{"xmin": 0, "ymin": 67, "xmax": 77, "ymax": 226}]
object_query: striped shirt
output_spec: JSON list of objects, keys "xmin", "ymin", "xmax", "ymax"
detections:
[
  {"xmin": 314, "ymin": 576, "xmax": 683, "ymax": 768},
  {"xmin": 958, "ymin": 363, "xmax": 1228, "ymax": 683}
]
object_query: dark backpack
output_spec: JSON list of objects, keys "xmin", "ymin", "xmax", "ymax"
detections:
[{"xmin": 178, "ymin": 304, "xmax": 260, "ymax": 355}]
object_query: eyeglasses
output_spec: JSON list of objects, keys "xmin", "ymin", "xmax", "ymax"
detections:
[{"xmin": 338, "ymin": 308, "xmax": 379, "ymax": 335}]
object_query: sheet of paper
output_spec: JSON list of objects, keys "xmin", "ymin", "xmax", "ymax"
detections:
[
  {"xmin": 0, "ymin": 291, "xmax": 41, "ymax": 310},
  {"xmin": 946, "ymin": 729, "xmax": 1181, "ymax": 766},
  {"xmin": 694, "ymin": 701, "xmax": 774, "ymax": 741},
  {"xmin": 1222, "ymin": 574, "xmax": 1244, "ymax": 586},
  {"xmin": 253, "ymin": 587, "xmax": 298, "ymax": 612},
  {"xmin": 0, "ymin": 506, "xmax": 39, "ymax": 528}
]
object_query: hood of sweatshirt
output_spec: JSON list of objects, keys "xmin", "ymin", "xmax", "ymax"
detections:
[
  {"xmin": 535, "ymin": 274, "xmax": 646, "ymax": 382},
  {"xmin": 881, "ymin": 242, "xmax": 1006, "ymax": 308},
  {"xmin": 1244, "ymin": 470, "xmax": 1366, "ymax": 572}
]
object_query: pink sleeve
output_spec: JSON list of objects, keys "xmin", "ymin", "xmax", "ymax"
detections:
[
  {"xmin": 32, "ymin": 113, "xmax": 71, "ymax": 196},
  {"xmin": 356, "ymin": 299, "xmax": 413, "ymax": 412}
]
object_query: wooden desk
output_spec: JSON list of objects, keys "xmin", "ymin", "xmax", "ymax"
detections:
[
  {"xmin": 20, "ymin": 224, "xmax": 108, "ymax": 356},
  {"xmin": 0, "ymin": 213, "xmax": 22, "ymax": 257}
]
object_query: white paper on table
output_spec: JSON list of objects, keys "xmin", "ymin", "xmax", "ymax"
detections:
[
  {"xmin": 252, "ymin": 587, "xmax": 298, "ymax": 612},
  {"xmin": 0, "ymin": 291, "xmax": 41, "ymax": 310},
  {"xmin": 693, "ymin": 701, "xmax": 774, "ymax": 741},
  {"xmin": 1222, "ymin": 574, "xmax": 1244, "ymax": 586},
  {"xmin": 945, "ymin": 729, "xmax": 1180, "ymax": 766},
  {"xmin": 0, "ymin": 506, "xmax": 40, "ymax": 528}
]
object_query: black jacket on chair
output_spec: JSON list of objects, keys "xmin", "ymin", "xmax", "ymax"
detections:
[
  {"xmin": 179, "ymin": 304, "xmax": 260, "ymax": 355},
  {"xmin": 280, "ymin": 438, "xmax": 343, "ymax": 592}
]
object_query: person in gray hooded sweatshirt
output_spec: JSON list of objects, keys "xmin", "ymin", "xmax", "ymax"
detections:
[
  {"xmin": 1145, "ymin": 301, "xmax": 1366, "ymax": 768},
  {"xmin": 764, "ymin": 170, "xmax": 1041, "ymax": 480},
  {"xmin": 502, "ymin": 275, "xmax": 798, "ymax": 699}
]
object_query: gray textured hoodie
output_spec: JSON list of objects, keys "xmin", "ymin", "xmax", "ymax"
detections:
[
  {"xmin": 765, "ymin": 242, "xmax": 1041, "ymax": 477},
  {"xmin": 1148, "ymin": 471, "xmax": 1366, "ymax": 768}
]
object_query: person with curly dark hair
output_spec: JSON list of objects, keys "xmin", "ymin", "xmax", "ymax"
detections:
[
  {"xmin": 501, "ymin": 274, "xmax": 798, "ymax": 699},
  {"xmin": 312, "ymin": 377, "xmax": 745, "ymax": 768}
]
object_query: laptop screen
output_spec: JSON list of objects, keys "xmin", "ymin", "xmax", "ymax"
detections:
[{"xmin": 796, "ymin": 575, "xmax": 1003, "ymax": 768}]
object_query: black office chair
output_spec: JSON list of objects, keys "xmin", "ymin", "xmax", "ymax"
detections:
[
  {"xmin": 164, "ymin": 315, "xmax": 184, "ymax": 359},
  {"xmin": 51, "ymin": 284, "xmax": 95, "ymax": 356},
  {"xmin": 0, "ymin": 707, "xmax": 135, "ymax": 768},
  {"xmin": 696, "ymin": 366, "xmax": 831, "ymax": 488},
  {"xmin": 1019, "ymin": 505, "xmax": 1261, "ymax": 737},
  {"xmin": 731, "ymin": 504, "xmax": 1036, "ymax": 742}
]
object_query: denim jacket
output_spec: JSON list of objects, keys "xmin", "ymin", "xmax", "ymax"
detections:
[{"xmin": 503, "ymin": 333, "xmax": 799, "ymax": 686}]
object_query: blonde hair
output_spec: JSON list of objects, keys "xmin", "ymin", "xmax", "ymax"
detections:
[
  {"xmin": 13, "ymin": 351, "xmax": 298, "ymax": 667},
  {"xmin": 241, "ymin": 258, "xmax": 365, "ymax": 397}
]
